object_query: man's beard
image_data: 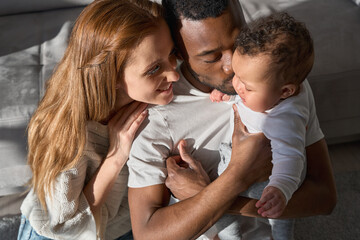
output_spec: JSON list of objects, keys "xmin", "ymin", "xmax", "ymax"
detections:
[{"xmin": 187, "ymin": 64, "xmax": 237, "ymax": 95}]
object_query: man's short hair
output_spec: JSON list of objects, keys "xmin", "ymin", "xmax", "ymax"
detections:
[
  {"xmin": 235, "ymin": 12, "xmax": 314, "ymax": 85},
  {"xmin": 162, "ymin": 0, "xmax": 229, "ymax": 21},
  {"xmin": 162, "ymin": 0, "xmax": 230, "ymax": 37}
]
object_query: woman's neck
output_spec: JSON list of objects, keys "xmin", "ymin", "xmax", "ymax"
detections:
[{"xmin": 102, "ymin": 90, "xmax": 134, "ymax": 124}]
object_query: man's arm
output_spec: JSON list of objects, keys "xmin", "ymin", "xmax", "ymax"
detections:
[
  {"xmin": 167, "ymin": 136, "xmax": 336, "ymax": 218},
  {"xmin": 129, "ymin": 169, "xmax": 244, "ymax": 240},
  {"xmin": 282, "ymin": 138, "xmax": 337, "ymax": 217},
  {"xmin": 219, "ymin": 138, "xmax": 337, "ymax": 218},
  {"xmin": 128, "ymin": 105, "xmax": 272, "ymax": 240}
]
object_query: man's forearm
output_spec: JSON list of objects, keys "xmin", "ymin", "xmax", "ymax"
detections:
[
  {"xmin": 131, "ymin": 107, "xmax": 273, "ymax": 239},
  {"xmin": 228, "ymin": 139, "xmax": 337, "ymax": 218},
  {"xmin": 228, "ymin": 180, "xmax": 336, "ymax": 219},
  {"xmin": 280, "ymin": 138, "xmax": 336, "ymax": 217},
  {"xmin": 129, "ymin": 166, "xmax": 249, "ymax": 240},
  {"xmin": 228, "ymin": 196, "xmax": 260, "ymax": 218}
]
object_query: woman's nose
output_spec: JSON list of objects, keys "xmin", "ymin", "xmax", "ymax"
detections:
[
  {"xmin": 167, "ymin": 67, "xmax": 180, "ymax": 82},
  {"xmin": 167, "ymin": 55, "xmax": 180, "ymax": 82}
]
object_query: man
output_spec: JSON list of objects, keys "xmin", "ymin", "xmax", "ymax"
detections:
[{"xmin": 127, "ymin": 0, "xmax": 336, "ymax": 239}]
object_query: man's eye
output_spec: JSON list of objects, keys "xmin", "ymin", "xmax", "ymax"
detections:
[
  {"xmin": 204, "ymin": 54, "xmax": 222, "ymax": 63},
  {"xmin": 147, "ymin": 65, "xmax": 160, "ymax": 75}
]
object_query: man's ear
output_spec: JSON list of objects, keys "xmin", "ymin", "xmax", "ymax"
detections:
[{"xmin": 280, "ymin": 84, "xmax": 297, "ymax": 99}]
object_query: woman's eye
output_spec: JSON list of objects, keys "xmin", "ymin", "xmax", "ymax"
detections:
[{"xmin": 147, "ymin": 65, "xmax": 160, "ymax": 75}]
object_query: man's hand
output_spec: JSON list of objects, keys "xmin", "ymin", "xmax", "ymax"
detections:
[
  {"xmin": 165, "ymin": 140, "xmax": 211, "ymax": 200},
  {"xmin": 227, "ymin": 104, "xmax": 272, "ymax": 187}
]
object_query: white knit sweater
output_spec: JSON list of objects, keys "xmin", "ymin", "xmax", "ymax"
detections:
[{"xmin": 20, "ymin": 121, "xmax": 131, "ymax": 240}]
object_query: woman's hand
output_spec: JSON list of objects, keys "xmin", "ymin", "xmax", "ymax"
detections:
[
  {"xmin": 106, "ymin": 101, "xmax": 148, "ymax": 167},
  {"xmin": 84, "ymin": 102, "xmax": 147, "ymax": 216}
]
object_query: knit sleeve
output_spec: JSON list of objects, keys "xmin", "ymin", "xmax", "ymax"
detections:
[{"xmin": 41, "ymin": 157, "xmax": 97, "ymax": 240}]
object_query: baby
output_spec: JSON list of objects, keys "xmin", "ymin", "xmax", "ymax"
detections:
[{"xmin": 211, "ymin": 12, "xmax": 324, "ymax": 239}]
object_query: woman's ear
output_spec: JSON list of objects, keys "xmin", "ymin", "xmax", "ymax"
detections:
[{"xmin": 280, "ymin": 84, "xmax": 298, "ymax": 99}]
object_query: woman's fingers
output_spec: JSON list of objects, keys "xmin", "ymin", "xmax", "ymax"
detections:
[
  {"xmin": 106, "ymin": 102, "xmax": 148, "ymax": 161},
  {"xmin": 120, "ymin": 102, "xmax": 148, "ymax": 131},
  {"xmin": 126, "ymin": 109, "xmax": 148, "ymax": 140},
  {"xmin": 109, "ymin": 101, "xmax": 138, "ymax": 125},
  {"xmin": 109, "ymin": 101, "xmax": 147, "ymax": 130}
]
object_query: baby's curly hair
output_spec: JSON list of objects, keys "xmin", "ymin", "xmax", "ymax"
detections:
[{"xmin": 235, "ymin": 12, "xmax": 314, "ymax": 85}]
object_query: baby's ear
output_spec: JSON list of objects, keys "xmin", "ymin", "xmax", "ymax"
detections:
[{"xmin": 280, "ymin": 84, "xmax": 297, "ymax": 99}]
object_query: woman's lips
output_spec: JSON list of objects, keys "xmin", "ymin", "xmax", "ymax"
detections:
[{"xmin": 157, "ymin": 83, "xmax": 172, "ymax": 93}]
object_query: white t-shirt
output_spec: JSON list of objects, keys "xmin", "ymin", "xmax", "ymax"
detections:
[
  {"xmin": 127, "ymin": 67, "xmax": 275, "ymax": 239},
  {"xmin": 222, "ymin": 80, "xmax": 324, "ymax": 202},
  {"xmin": 127, "ymin": 70, "xmax": 232, "ymax": 187}
]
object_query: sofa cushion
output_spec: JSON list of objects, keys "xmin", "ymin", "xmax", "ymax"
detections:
[
  {"xmin": 0, "ymin": 8, "xmax": 82, "ymax": 196},
  {"xmin": 0, "ymin": 0, "xmax": 92, "ymax": 16},
  {"xmin": 351, "ymin": 0, "xmax": 360, "ymax": 6}
]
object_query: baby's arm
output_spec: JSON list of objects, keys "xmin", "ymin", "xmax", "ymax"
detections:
[
  {"xmin": 256, "ymin": 186, "xmax": 287, "ymax": 218},
  {"xmin": 210, "ymin": 89, "xmax": 231, "ymax": 102}
]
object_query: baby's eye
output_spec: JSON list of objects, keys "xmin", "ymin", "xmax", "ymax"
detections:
[
  {"xmin": 245, "ymin": 87, "xmax": 252, "ymax": 92},
  {"xmin": 147, "ymin": 65, "xmax": 160, "ymax": 75}
]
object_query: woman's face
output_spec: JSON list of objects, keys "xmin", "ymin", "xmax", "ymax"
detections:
[{"xmin": 121, "ymin": 20, "xmax": 179, "ymax": 106}]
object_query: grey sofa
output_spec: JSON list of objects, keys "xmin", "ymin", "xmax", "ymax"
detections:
[
  {"xmin": 0, "ymin": 0, "xmax": 359, "ymax": 210},
  {"xmin": 0, "ymin": 0, "xmax": 93, "ymax": 198}
]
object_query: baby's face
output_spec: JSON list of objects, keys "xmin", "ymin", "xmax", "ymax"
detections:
[{"xmin": 232, "ymin": 51, "xmax": 283, "ymax": 112}]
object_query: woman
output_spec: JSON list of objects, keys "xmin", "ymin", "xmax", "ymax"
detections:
[{"xmin": 17, "ymin": 0, "xmax": 179, "ymax": 239}]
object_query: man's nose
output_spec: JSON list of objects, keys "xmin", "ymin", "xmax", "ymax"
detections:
[{"xmin": 222, "ymin": 50, "xmax": 233, "ymax": 74}]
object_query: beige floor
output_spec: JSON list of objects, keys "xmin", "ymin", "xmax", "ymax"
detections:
[{"xmin": 1, "ymin": 140, "xmax": 360, "ymax": 218}]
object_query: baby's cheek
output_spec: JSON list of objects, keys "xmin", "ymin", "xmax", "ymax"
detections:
[{"xmin": 232, "ymin": 79, "xmax": 241, "ymax": 93}]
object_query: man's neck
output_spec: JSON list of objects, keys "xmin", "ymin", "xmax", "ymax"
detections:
[{"xmin": 180, "ymin": 63, "xmax": 213, "ymax": 93}]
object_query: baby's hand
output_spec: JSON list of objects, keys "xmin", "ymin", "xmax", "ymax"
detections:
[
  {"xmin": 210, "ymin": 89, "xmax": 230, "ymax": 102},
  {"xmin": 255, "ymin": 186, "xmax": 287, "ymax": 218}
]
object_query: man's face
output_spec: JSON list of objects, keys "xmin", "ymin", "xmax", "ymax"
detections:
[{"xmin": 176, "ymin": 7, "xmax": 245, "ymax": 94}]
